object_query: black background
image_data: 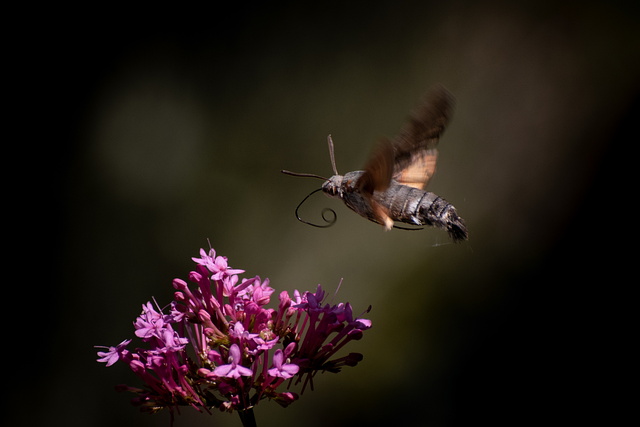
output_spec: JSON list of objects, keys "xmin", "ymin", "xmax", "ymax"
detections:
[{"xmin": 12, "ymin": 1, "xmax": 637, "ymax": 426}]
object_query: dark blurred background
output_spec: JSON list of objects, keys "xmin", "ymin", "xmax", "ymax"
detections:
[{"xmin": 15, "ymin": 1, "xmax": 637, "ymax": 426}]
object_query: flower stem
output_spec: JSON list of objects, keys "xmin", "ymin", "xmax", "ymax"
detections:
[{"xmin": 238, "ymin": 408, "xmax": 257, "ymax": 427}]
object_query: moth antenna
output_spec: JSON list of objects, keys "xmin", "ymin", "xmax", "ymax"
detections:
[
  {"xmin": 293, "ymin": 188, "xmax": 337, "ymax": 228},
  {"xmin": 281, "ymin": 170, "xmax": 329, "ymax": 181},
  {"xmin": 327, "ymin": 134, "xmax": 339, "ymax": 175}
]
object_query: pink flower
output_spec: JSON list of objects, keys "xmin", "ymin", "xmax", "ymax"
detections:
[
  {"xmin": 192, "ymin": 247, "xmax": 245, "ymax": 281},
  {"xmin": 213, "ymin": 344, "xmax": 253, "ymax": 379},
  {"xmin": 268, "ymin": 349, "xmax": 300, "ymax": 379},
  {"xmin": 97, "ymin": 245, "xmax": 372, "ymax": 425},
  {"xmin": 95, "ymin": 339, "xmax": 131, "ymax": 367}
]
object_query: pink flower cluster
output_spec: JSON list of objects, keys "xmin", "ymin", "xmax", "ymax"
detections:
[{"xmin": 96, "ymin": 246, "xmax": 371, "ymax": 423}]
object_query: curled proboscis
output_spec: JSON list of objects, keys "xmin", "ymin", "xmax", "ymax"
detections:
[{"xmin": 294, "ymin": 188, "xmax": 337, "ymax": 228}]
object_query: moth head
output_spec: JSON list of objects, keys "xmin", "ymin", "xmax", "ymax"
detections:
[{"xmin": 321, "ymin": 175, "xmax": 344, "ymax": 199}]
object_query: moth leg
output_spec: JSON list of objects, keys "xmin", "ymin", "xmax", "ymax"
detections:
[{"xmin": 410, "ymin": 215, "xmax": 421, "ymax": 226}]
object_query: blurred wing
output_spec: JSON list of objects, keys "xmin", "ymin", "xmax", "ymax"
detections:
[
  {"xmin": 356, "ymin": 137, "xmax": 395, "ymax": 230},
  {"xmin": 392, "ymin": 85, "xmax": 455, "ymax": 190},
  {"xmin": 356, "ymin": 137, "xmax": 394, "ymax": 195}
]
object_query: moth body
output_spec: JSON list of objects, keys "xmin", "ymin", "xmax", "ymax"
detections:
[{"xmin": 325, "ymin": 171, "xmax": 467, "ymax": 242}]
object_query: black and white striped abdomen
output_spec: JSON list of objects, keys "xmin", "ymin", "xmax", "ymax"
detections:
[
  {"xmin": 339, "ymin": 171, "xmax": 468, "ymax": 242},
  {"xmin": 380, "ymin": 183, "xmax": 468, "ymax": 242}
]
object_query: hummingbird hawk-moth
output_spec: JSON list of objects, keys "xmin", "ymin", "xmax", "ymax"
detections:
[{"xmin": 281, "ymin": 85, "xmax": 468, "ymax": 243}]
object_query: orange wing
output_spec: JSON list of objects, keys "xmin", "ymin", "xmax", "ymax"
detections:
[{"xmin": 391, "ymin": 85, "xmax": 455, "ymax": 190}]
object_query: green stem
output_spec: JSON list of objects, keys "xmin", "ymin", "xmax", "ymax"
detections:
[{"xmin": 238, "ymin": 408, "xmax": 257, "ymax": 427}]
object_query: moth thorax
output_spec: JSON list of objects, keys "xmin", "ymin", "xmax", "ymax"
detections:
[{"xmin": 321, "ymin": 175, "xmax": 344, "ymax": 199}]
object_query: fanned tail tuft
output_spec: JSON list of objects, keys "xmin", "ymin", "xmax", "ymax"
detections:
[{"xmin": 443, "ymin": 208, "xmax": 468, "ymax": 243}]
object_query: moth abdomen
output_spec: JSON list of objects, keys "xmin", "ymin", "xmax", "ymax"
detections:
[
  {"xmin": 385, "ymin": 184, "xmax": 424, "ymax": 220},
  {"xmin": 416, "ymin": 193, "xmax": 468, "ymax": 243},
  {"xmin": 368, "ymin": 183, "xmax": 466, "ymax": 242}
]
